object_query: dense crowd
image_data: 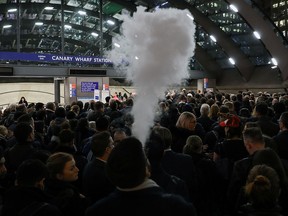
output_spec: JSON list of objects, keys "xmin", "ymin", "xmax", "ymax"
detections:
[{"xmin": 0, "ymin": 89, "xmax": 287, "ymax": 216}]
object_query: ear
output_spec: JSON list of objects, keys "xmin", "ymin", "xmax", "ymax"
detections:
[
  {"xmin": 35, "ymin": 178, "xmax": 45, "ymax": 190},
  {"xmin": 56, "ymin": 173, "xmax": 63, "ymax": 180}
]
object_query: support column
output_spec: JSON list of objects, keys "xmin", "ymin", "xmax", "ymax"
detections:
[{"xmin": 54, "ymin": 77, "xmax": 61, "ymax": 104}]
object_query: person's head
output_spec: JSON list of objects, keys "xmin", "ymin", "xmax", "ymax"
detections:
[
  {"xmin": 145, "ymin": 131, "xmax": 166, "ymax": 163},
  {"xmin": 96, "ymin": 116, "xmax": 110, "ymax": 131},
  {"xmin": 112, "ymin": 128, "xmax": 127, "ymax": 146},
  {"xmin": 200, "ymin": 103, "xmax": 210, "ymax": 117},
  {"xmin": 0, "ymin": 125, "xmax": 8, "ymax": 138},
  {"xmin": 242, "ymin": 127, "xmax": 265, "ymax": 155},
  {"xmin": 0, "ymin": 147, "xmax": 7, "ymax": 179},
  {"xmin": 94, "ymin": 101, "xmax": 105, "ymax": 112},
  {"xmin": 278, "ymin": 111, "xmax": 288, "ymax": 130},
  {"xmin": 58, "ymin": 129, "xmax": 74, "ymax": 147},
  {"xmin": 245, "ymin": 164, "xmax": 280, "ymax": 208},
  {"xmin": 46, "ymin": 152, "xmax": 79, "ymax": 182},
  {"xmin": 183, "ymin": 135, "xmax": 203, "ymax": 155},
  {"xmin": 209, "ymin": 103, "xmax": 220, "ymax": 118},
  {"xmin": 45, "ymin": 102, "xmax": 56, "ymax": 111},
  {"xmin": 14, "ymin": 122, "xmax": 34, "ymax": 144},
  {"xmin": 218, "ymin": 105, "xmax": 230, "ymax": 121},
  {"xmin": 106, "ymin": 137, "xmax": 149, "ymax": 189},
  {"xmin": 176, "ymin": 111, "xmax": 196, "ymax": 131},
  {"xmin": 255, "ymin": 102, "xmax": 268, "ymax": 116},
  {"xmin": 252, "ymin": 148, "xmax": 288, "ymax": 189},
  {"xmin": 152, "ymin": 126, "xmax": 173, "ymax": 149},
  {"xmin": 54, "ymin": 107, "xmax": 66, "ymax": 118},
  {"xmin": 35, "ymin": 102, "xmax": 44, "ymax": 111},
  {"xmin": 219, "ymin": 114, "xmax": 242, "ymax": 138},
  {"xmin": 91, "ymin": 131, "xmax": 114, "ymax": 159},
  {"xmin": 16, "ymin": 159, "xmax": 48, "ymax": 190}
]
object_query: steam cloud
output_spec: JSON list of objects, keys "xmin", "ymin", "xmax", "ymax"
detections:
[{"xmin": 106, "ymin": 6, "xmax": 196, "ymax": 144}]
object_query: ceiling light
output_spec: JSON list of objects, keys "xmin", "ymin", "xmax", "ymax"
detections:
[
  {"xmin": 78, "ymin": 10, "xmax": 86, "ymax": 16},
  {"xmin": 229, "ymin": 57, "xmax": 235, "ymax": 65},
  {"xmin": 64, "ymin": 25, "xmax": 72, "ymax": 29},
  {"xmin": 35, "ymin": 22, "xmax": 43, "ymax": 26},
  {"xmin": 253, "ymin": 31, "xmax": 261, "ymax": 39},
  {"xmin": 8, "ymin": 8, "xmax": 17, "ymax": 13},
  {"xmin": 114, "ymin": 43, "xmax": 120, "ymax": 48},
  {"xmin": 229, "ymin": 4, "xmax": 238, "ymax": 12},
  {"xmin": 210, "ymin": 35, "xmax": 217, "ymax": 42},
  {"xmin": 107, "ymin": 20, "xmax": 115, "ymax": 25},
  {"xmin": 135, "ymin": 56, "xmax": 139, "ymax": 60},
  {"xmin": 44, "ymin": 6, "xmax": 54, "ymax": 10},
  {"xmin": 3, "ymin": 25, "xmax": 12, "ymax": 29},
  {"xmin": 186, "ymin": 13, "xmax": 194, "ymax": 20},
  {"xmin": 161, "ymin": 2, "xmax": 168, "ymax": 6},
  {"xmin": 271, "ymin": 58, "xmax": 278, "ymax": 66},
  {"xmin": 91, "ymin": 32, "xmax": 98, "ymax": 37}
]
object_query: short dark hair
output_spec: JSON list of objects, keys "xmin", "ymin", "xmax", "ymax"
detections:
[
  {"xmin": 14, "ymin": 122, "xmax": 33, "ymax": 143},
  {"xmin": 106, "ymin": 137, "xmax": 147, "ymax": 188},
  {"xmin": 91, "ymin": 131, "xmax": 111, "ymax": 157},
  {"xmin": 243, "ymin": 127, "xmax": 264, "ymax": 144},
  {"xmin": 16, "ymin": 159, "xmax": 48, "ymax": 187}
]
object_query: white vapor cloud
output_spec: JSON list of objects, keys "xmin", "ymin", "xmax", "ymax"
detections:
[{"xmin": 106, "ymin": 6, "xmax": 196, "ymax": 144}]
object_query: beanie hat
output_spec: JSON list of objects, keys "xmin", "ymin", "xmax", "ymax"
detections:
[
  {"xmin": 219, "ymin": 115, "xmax": 241, "ymax": 128},
  {"xmin": 106, "ymin": 137, "xmax": 147, "ymax": 189}
]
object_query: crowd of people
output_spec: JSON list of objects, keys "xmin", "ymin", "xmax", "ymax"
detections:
[{"xmin": 0, "ymin": 89, "xmax": 287, "ymax": 216}]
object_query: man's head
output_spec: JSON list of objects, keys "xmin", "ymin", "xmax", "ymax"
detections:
[
  {"xmin": 16, "ymin": 159, "xmax": 48, "ymax": 190},
  {"xmin": 243, "ymin": 127, "xmax": 265, "ymax": 155},
  {"xmin": 106, "ymin": 137, "xmax": 148, "ymax": 189}
]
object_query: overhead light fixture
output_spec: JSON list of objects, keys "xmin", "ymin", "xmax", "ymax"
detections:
[
  {"xmin": 3, "ymin": 25, "xmax": 12, "ymax": 29},
  {"xmin": 186, "ymin": 13, "xmax": 194, "ymax": 20},
  {"xmin": 229, "ymin": 4, "xmax": 238, "ymax": 12},
  {"xmin": 229, "ymin": 57, "xmax": 236, "ymax": 65},
  {"xmin": 210, "ymin": 35, "xmax": 217, "ymax": 42},
  {"xmin": 44, "ymin": 6, "xmax": 54, "ymax": 10},
  {"xmin": 253, "ymin": 31, "xmax": 261, "ymax": 39},
  {"xmin": 135, "ymin": 56, "xmax": 139, "ymax": 60},
  {"xmin": 35, "ymin": 22, "xmax": 43, "ymax": 26},
  {"xmin": 271, "ymin": 58, "xmax": 278, "ymax": 66},
  {"xmin": 114, "ymin": 43, "xmax": 120, "ymax": 48},
  {"xmin": 78, "ymin": 10, "xmax": 86, "ymax": 16},
  {"xmin": 64, "ymin": 25, "xmax": 72, "ymax": 29},
  {"xmin": 161, "ymin": 2, "xmax": 168, "ymax": 6},
  {"xmin": 8, "ymin": 8, "xmax": 17, "ymax": 13},
  {"xmin": 107, "ymin": 20, "xmax": 115, "ymax": 25},
  {"xmin": 91, "ymin": 32, "xmax": 98, "ymax": 37}
]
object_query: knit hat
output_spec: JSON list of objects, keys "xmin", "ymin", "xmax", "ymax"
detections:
[
  {"xmin": 219, "ymin": 115, "xmax": 241, "ymax": 128},
  {"xmin": 106, "ymin": 137, "xmax": 147, "ymax": 189}
]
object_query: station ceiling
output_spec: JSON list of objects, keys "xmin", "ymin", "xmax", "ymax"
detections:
[{"xmin": 0, "ymin": 0, "xmax": 288, "ymax": 81}]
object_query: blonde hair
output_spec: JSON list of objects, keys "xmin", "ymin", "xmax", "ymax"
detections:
[{"xmin": 176, "ymin": 111, "xmax": 196, "ymax": 130}]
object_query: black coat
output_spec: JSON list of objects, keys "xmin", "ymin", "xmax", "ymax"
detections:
[
  {"xmin": 85, "ymin": 184, "xmax": 197, "ymax": 216},
  {"xmin": 2, "ymin": 186, "xmax": 61, "ymax": 216},
  {"xmin": 45, "ymin": 179, "xmax": 89, "ymax": 216},
  {"xmin": 82, "ymin": 158, "xmax": 115, "ymax": 203}
]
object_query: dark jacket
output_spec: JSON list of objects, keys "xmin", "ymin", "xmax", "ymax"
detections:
[
  {"xmin": 162, "ymin": 150, "xmax": 198, "ymax": 202},
  {"xmin": 85, "ymin": 183, "xmax": 197, "ymax": 216},
  {"xmin": 45, "ymin": 179, "xmax": 88, "ymax": 216},
  {"xmin": 2, "ymin": 186, "xmax": 61, "ymax": 216},
  {"xmin": 82, "ymin": 158, "xmax": 115, "ymax": 203}
]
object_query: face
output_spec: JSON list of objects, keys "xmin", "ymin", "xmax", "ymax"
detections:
[
  {"xmin": 57, "ymin": 159, "xmax": 79, "ymax": 182},
  {"xmin": 187, "ymin": 118, "xmax": 196, "ymax": 131}
]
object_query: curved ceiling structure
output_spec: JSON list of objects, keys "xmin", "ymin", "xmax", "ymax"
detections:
[{"xmin": 0, "ymin": 0, "xmax": 288, "ymax": 82}]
